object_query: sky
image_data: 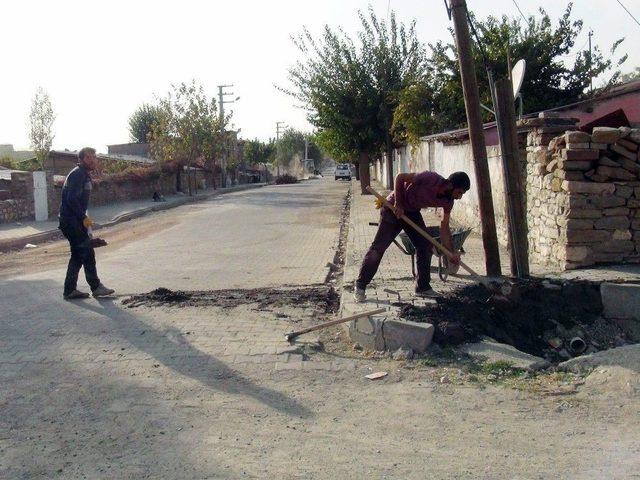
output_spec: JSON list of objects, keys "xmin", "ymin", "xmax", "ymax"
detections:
[{"xmin": 1, "ymin": 0, "xmax": 639, "ymax": 153}]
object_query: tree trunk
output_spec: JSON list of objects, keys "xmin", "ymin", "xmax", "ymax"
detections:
[
  {"xmin": 385, "ymin": 149, "xmax": 394, "ymax": 189},
  {"xmin": 354, "ymin": 161, "xmax": 360, "ymax": 181},
  {"xmin": 358, "ymin": 153, "xmax": 371, "ymax": 194}
]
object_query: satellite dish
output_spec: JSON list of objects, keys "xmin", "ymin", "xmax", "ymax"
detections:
[{"xmin": 511, "ymin": 59, "xmax": 526, "ymax": 99}]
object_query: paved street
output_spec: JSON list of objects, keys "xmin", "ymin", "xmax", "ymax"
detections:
[{"xmin": 1, "ymin": 178, "xmax": 639, "ymax": 479}]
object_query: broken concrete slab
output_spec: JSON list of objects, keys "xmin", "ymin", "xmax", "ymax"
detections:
[
  {"xmin": 383, "ymin": 319, "xmax": 434, "ymax": 353},
  {"xmin": 457, "ymin": 338, "xmax": 550, "ymax": 371},
  {"xmin": 601, "ymin": 283, "xmax": 640, "ymax": 320},
  {"xmin": 558, "ymin": 344, "xmax": 640, "ymax": 373},
  {"xmin": 348, "ymin": 314, "xmax": 386, "ymax": 351}
]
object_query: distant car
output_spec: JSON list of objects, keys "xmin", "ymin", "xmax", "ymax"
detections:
[{"xmin": 334, "ymin": 164, "xmax": 352, "ymax": 181}]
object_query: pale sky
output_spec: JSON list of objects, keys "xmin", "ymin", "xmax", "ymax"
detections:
[{"xmin": 1, "ymin": 0, "xmax": 639, "ymax": 152}]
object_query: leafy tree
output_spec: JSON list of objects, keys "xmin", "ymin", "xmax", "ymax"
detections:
[
  {"xmin": 275, "ymin": 129, "xmax": 305, "ymax": 169},
  {"xmin": 243, "ymin": 138, "xmax": 275, "ymax": 166},
  {"xmin": 149, "ymin": 81, "xmax": 225, "ymax": 193},
  {"xmin": 619, "ymin": 67, "xmax": 640, "ymax": 83},
  {"xmin": 391, "ymin": 79, "xmax": 437, "ymax": 147},
  {"xmin": 128, "ymin": 103, "xmax": 163, "ymax": 143},
  {"xmin": 429, "ymin": 3, "xmax": 627, "ymax": 132},
  {"xmin": 28, "ymin": 87, "xmax": 55, "ymax": 169},
  {"xmin": 285, "ymin": 7, "xmax": 428, "ymax": 193}
]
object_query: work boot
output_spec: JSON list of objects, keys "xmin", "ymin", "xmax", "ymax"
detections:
[
  {"xmin": 353, "ymin": 287, "xmax": 366, "ymax": 303},
  {"xmin": 92, "ymin": 284, "xmax": 115, "ymax": 298},
  {"xmin": 415, "ymin": 287, "xmax": 441, "ymax": 299},
  {"xmin": 63, "ymin": 289, "xmax": 90, "ymax": 300}
]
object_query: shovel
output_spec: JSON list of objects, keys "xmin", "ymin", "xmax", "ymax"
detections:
[{"xmin": 366, "ymin": 186, "xmax": 517, "ymax": 301}]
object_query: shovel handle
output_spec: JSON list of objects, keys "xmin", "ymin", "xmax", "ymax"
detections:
[
  {"xmin": 285, "ymin": 308, "xmax": 386, "ymax": 341},
  {"xmin": 366, "ymin": 186, "xmax": 480, "ymax": 278}
]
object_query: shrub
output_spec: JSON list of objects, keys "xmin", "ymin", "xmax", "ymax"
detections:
[
  {"xmin": 95, "ymin": 165, "xmax": 162, "ymax": 185},
  {"xmin": 275, "ymin": 174, "xmax": 298, "ymax": 184}
]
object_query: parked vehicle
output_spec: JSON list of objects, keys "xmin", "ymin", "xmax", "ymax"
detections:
[{"xmin": 334, "ymin": 163, "xmax": 352, "ymax": 181}]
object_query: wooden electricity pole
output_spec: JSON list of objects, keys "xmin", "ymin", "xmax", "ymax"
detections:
[
  {"xmin": 494, "ymin": 77, "xmax": 529, "ymax": 278},
  {"xmin": 449, "ymin": 0, "xmax": 502, "ymax": 276}
]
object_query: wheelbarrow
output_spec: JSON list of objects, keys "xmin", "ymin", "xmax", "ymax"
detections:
[{"xmin": 368, "ymin": 222, "xmax": 472, "ymax": 281}]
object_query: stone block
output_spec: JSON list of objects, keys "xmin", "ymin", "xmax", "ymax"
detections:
[
  {"xmin": 599, "ymin": 156, "xmax": 620, "ymax": 167},
  {"xmin": 565, "ymin": 229, "xmax": 611, "ymax": 244},
  {"xmin": 592, "ymin": 252, "xmax": 625, "ymax": 263},
  {"xmin": 348, "ymin": 315, "xmax": 386, "ymax": 351},
  {"xmin": 565, "ymin": 245, "xmax": 590, "ymax": 262},
  {"xmin": 601, "ymin": 283, "xmax": 640, "ymax": 320},
  {"xmin": 562, "ymin": 181, "xmax": 615, "ymax": 195},
  {"xmin": 590, "ymin": 143, "xmax": 609, "ymax": 150},
  {"xmin": 555, "ymin": 169, "xmax": 584, "ymax": 181},
  {"xmin": 628, "ymin": 198, "xmax": 640, "ymax": 208},
  {"xmin": 611, "ymin": 143, "xmax": 638, "ymax": 161},
  {"xmin": 545, "ymin": 158, "xmax": 559, "ymax": 172},
  {"xmin": 566, "ymin": 142, "xmax": 590, "ymax": 150},
  {"xmin": 566, "ymin": 208, "xmax": 602, "ymax": 219},
  {"xmin": 561, "ymin": 149, "xmax": 599, "ymax": 161},
  {"xmin": 603, "ymin": 207, "xmax": 630, "ymax": 216},
  {"xmin": 594, "ymin": 216, "xmax": 630, "ymax": 230},
  {"xmin": 550, "ymin": 177, "xmax": 563, "ymax": 192},
  {"xmin": 561, "ymin": 160, "xmax": 594, "ymax": 171},
  {"xmin": 635, "ymin": 187, "xmax": 640, "ymax": 198},
  {"xmin": 565, "ymin": 131, "xmax": 591, "ymax": 143},
  {"xmin": 558, "ymin": 217, "xmax": 594, "ymax": 229},
  {"xmin": 593, "ymin": 240, "xmax": 634, "ymax": 254},
  {"xmin": 612, "ymin": 229, "xmax": 632, "ymax": 240},
  {"xmin": 592, "ymin": 126, "xmax": 621, "ymax": 144},
  {"xmin": 596, "ymin": 166, "xmax": 637, "ymax": 181},
  {"xmin": 596, "ymin": 195, "xmax": 627, "ymax": 208},
  {"xmin": 382, "ymin": 319, "xmax": 434, "ymax": 353},
  {"xmin": 618, "ymin": 138, "xmax": 639, "ymax": 152},
  {"xmin": 617, "ymin": 158, "xmax": 640, "ymax": 174},
  {"xmin": 616, "ymin": 185, "xmax": 634, "ymax": 198},
  {"xmin": 630, "ymin": 130, "xmax": 640, "ymax": 144},
  {"xmin": 619, "ymin": 126, "xmax": 633, "ymax": 138}
]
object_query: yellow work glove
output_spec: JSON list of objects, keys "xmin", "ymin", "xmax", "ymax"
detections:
[
  {"xmin": 374, "ymin": 197, "xmax": 383, "ymax": 209},
  {"xmin": 83, "ymin": 216, "xmax": 94, "ymax": 229}
]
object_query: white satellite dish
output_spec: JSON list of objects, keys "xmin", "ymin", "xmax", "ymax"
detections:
[{"xmin": 511, "ymin": 59, "xmax": 526, "ymax": 99}]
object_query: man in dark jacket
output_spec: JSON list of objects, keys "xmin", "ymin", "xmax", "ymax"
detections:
[{"xmin": 59, "ymin": 147, "xmax": 114, "ymax": 299}]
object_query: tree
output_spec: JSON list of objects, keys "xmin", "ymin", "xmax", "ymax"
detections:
[
  {"xmin": 149, "ymin": 81, "xmax": 224, "ymax": 194},
  {"xmin": 243, "ymin": 138, "xmax": 275, "ymax": 166},
  {"xmin": 28, "ymin": 87, "xmax": 55, "ymax": 169},
  {"xmin": 128, "ymin": 103, "xmax": 163, "ymax": 143},
  {"xmin": 275, "ymin": 129, "xmax": 306, "ymax": 170},
  {"xmin": 285, "ymin": 7, "xmax": 428, "ymax": 193},
  {"xmin": 619, "ymin": 67, "xmax": 640, "ymax": 83},
  {"xmin": 391, "ymin": 79, "xmax": 437, "ymax": 147},
  {"xmin": 429, "ymin": 3, "xmax": 627, "ymax": 132}
]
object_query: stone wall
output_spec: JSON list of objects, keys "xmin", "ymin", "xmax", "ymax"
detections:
[
  {"xmin": 0, "ymin": 172, "xmax": 36, "ymax": 224},
  {"xmin": 527, "ymin": 121, "xmax": 640, "ymax": 269}
]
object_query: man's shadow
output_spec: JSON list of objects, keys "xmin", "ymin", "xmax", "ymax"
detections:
[{"xmin": 77, "ymin": 298, "xmax": 313, "ymax": 419}]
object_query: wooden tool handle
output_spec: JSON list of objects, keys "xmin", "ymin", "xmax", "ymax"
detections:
[
  {"xmin": 285, "ymin": 308, "xmax": 386, "ymax": 341},
  {"xmin": 366, "ymin": 186, "xmax": 480, "ymax": 277}
]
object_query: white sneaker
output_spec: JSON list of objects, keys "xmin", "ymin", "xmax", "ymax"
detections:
[{"xmin": 353, "ymin": 287, "xmax": 366, "ymax": 303}]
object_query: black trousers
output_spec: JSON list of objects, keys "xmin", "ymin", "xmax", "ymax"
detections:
[
  {"xmin": 59, "ymin": 219, "xmax": 101, "ymax": 295},
  {"xmin": 356, "ymin": 207, "xmax": 433, "ymax": 292}
]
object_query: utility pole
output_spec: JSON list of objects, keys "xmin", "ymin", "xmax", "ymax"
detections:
[
  {"xmin": 494, "ymin": 77, "xmax": 529, "ymax": 278},
  {"xmin": 449, "ymin": 0, "xmax": 502, "ymax": 276},
  {"xmin": 276, "ymin": 121, "xmax": 286, "ymax": 177},
  {"xmin": 217, "ymin": 84, "xmax": 239, "ymax": 188},
  {"xmin": 588, "ymin": 30, "xmax": 594, "ymax": 94}
]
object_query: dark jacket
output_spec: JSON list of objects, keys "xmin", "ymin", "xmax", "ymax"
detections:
[{"xmin": 59, "ymin": 165, "xmax": 92, "ymax": 224}]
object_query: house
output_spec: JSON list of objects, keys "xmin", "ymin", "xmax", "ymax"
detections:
[
  {"xmin": 107, "ymin": 142, "xmax": 151, "ymax": 157},
  {"xmin": 44, "ymin": 150, "xmax": 155, "ymax": 176}
]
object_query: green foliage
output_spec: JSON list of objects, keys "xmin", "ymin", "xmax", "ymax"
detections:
[
  {"xmin": 275, "ymin": 129, "xmax": 305, "ymax": 167},
  {"xmin": 149, "ymin": 81, "xmax": 225, "ymax": 170},
  {"xmin": 128, "ymin": 103, "xmax": 164, "ymax": 143},
  {"xmin": 274, "ymin": 174, "xmax": 298, "ymax": 185},
  {"xmin": 0, "ymin": 156, "xmax": 18, "ymax": 169},
  {"xmin": 285, "ymin": 7, "xmax": 428, "ymax": 164},
  {"xmin": 243, "ymin": 138, "xmax": 275, "ymax": 166},
  {"xmin": 28, "ymin": 87, "xmax": 55, "ymax": 169},
  {"xmin": 392, "ymin": 80, "xmax": 437, "ymax": 146},
  {"xmin": 429, "ymin": 3, "xmax": 627, "ymax": 132},
  {"xmin": 95, "ymin": 165, "xmax": 162, "ymax": 186}
]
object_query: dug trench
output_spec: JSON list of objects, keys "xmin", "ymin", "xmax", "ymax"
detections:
[
  {"xmin": 122, "ymin": 186, "xmax": 351, "ymax": 326},
  {"xmin": 397, "ymin": 279, "xmax": 635, "ymax": 364}
]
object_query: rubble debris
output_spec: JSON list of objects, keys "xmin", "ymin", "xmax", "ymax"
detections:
[
  {"xmin": 398, "ymin": 280, "xmax": 632, "ymax": 363},
  {"xmin": 365, "ymin": 371, "xmax": 388, "ymax": 380},
  {"xmin": 392, "ymin": 347, "xmax": 414, "ymax": 361}
]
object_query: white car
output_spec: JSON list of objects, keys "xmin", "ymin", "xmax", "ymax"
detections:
[{"xmin": 334, "ymin": 164, "xmax": 352, "ymax": 181}]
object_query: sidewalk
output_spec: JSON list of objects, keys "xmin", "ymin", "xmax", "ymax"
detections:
[
  {"xmin": 341, "ymin": 180, "xmax": 640, "ymax": 349},
  {"xmin": 0, "ymin": 183, "xmax": 266, "ymax": 251}
]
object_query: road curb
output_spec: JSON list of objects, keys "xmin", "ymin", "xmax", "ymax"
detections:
[{"xmin": 0, "ymin": 183, "xmax": 266, "ymax": 252}]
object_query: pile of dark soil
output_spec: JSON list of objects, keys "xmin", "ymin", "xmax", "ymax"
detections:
[
  {"xmin": 398, "ymin": 280, "xmax": 630, "ymax": 362},
  {"xmin": 123, "ymin": 285, "xmax": 339, "ymax": 314}
]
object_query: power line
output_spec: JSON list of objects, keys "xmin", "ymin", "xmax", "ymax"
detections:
[
  {"xmin": 511, "ymin": 0, "xmax": 527, "ymax": 23},
  {"xmin": 615, "ymin": 0, "xmax": 640, "ymax": 29}
]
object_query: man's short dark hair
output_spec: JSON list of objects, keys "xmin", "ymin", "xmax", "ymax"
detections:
[
  {"xmin": 448, "ymin": 171, "xmax": 471, "ymax": 191},
  {"xmin": 78, "ymin": 147, "xmax": 96, "ymax": 161}
]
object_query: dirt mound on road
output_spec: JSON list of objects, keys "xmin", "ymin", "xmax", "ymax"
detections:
[{"xmin": 123, "ymin": 285, "xmax": 339, "ymax": 314}]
